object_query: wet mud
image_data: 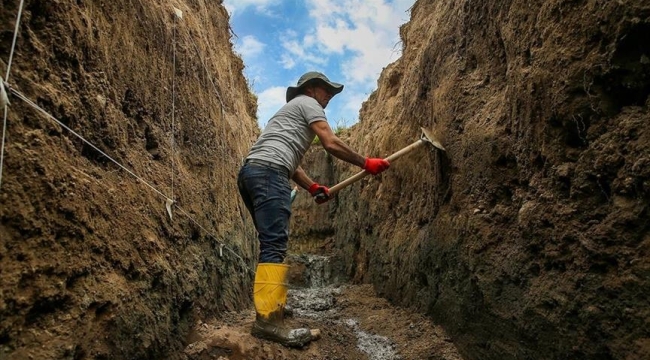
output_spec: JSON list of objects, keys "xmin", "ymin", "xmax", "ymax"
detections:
[{"xmin": 182, "ymin": 254, "xmax": 462, "ymax": 360}]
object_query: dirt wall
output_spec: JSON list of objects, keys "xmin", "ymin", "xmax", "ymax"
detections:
[
  {"xmin": 297, "ymin": 0, "xmax": 649, "ymax": 359},
  {"xmin": 0, "ymin": 1, "xmax": 258, "ymax": 359},
  {"xmin": 289, "ymin": 144, "xmax": 339, "ymax": 254}
]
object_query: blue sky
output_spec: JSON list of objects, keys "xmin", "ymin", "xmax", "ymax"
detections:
[{"xmin": 223, "ymin": 0, "xmax": 414, "ymax": 128}]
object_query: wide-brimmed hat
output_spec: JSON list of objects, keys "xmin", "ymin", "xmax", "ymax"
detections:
[{"xmin": 286, "ymin": 71, "xmax": 344, "ymax": 102}]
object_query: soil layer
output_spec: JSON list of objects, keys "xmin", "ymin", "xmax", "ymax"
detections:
[
  {"xmin": 295, "ymin": 1, "xmax": 650, "ymax": 359},
  {"xmin": 0, "ymin": 1, "xmax": 258, "ymax": 358}
]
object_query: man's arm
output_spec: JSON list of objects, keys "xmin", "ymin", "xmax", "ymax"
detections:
[
  {"xmin": 310, "ymin": 121, "xmax": 366, "ymax": 167},
  {"xmin": 291, "ymin": 166, "xmax": 316, "ymax": 190},
  {"xmin": 292, "ymin": 165, "xmax": 330, "ymax": 204}
]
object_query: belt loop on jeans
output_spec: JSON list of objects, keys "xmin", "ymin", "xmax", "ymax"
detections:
[{"xmin": 245, "ymin": 159, "xmax": 290, "ymax": 178}]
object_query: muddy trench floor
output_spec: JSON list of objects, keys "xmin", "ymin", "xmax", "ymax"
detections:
[{"xmin": 181, "ymin": 283, "xmax": 462, "ymax": 360}]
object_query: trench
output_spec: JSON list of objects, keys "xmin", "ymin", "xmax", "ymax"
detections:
[
  {"xmin": 286, "ymin": 254, "xmax": 402, "ymax": 360},
  {"xmin": 181, "ymin": 251, "xmax": 462, "ymax": 359}
]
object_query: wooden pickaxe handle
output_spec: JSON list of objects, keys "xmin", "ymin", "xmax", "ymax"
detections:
[{"xmin": 328, "ymin": 138, "xmax": 429, "ymax": 196}]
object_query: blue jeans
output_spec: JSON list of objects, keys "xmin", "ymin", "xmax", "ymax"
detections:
[{"xmin": 237, "ymin": 163, "xmax": 291, "ymax": 263}]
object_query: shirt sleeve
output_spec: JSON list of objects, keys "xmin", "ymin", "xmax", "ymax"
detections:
[{"xmin": 299, "ymin": 97, "xmax": 327, "ymax": 125}]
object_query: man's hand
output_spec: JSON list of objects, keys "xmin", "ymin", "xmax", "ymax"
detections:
[
  {"xmin": 363, "ymin": 158, "xmax": 390, "ymax": 175},
  {"xmin": 308, "ymin": 183, "xmax": 330, "ymax": 204}
]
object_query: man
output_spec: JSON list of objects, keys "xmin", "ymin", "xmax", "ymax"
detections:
[{"xmin": 237, "ymin": 71, "xmax": 390, "ymax": 347}]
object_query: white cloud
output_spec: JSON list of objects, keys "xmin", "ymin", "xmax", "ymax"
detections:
[
  {"xmin": 280, "ymin": 33, "xmax": 328, "ymax": 67},
  {"xmin": 308, "ymin": 0, "xmax": 344, "ymax": 18},
  {"xmin": 305, "ymin": 0, "xmax": 411, "ymax": 84},
  {"xmin": 236, "ymin": 35, "xmax": 266, "ymax": 58},
  {"xmin": 342, "ymin": 91, "xmax": 368, "ymax": 115},
  {"xmin": 223, "ymin": 0, "xmax": 280, "ymax": 16},
  {"xmin": 228, "ymin": 0, "xmax": 415, "ymax": 127},
  {"xmin": 329, "ymin": 91, "xmax": 366, "ymax": 126},
  {"xmin": 280, "ymin": 54, "xmax": 296, "ymax": 69},
  {"xmin": 256, "ymin": 86, "xmax": 287, "ymax": 127},
  {"xmin": 275, "ymin": 0, "xmax": 411, "ymax": 88}
]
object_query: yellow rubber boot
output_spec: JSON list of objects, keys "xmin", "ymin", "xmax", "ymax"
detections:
[{"xmin": 251, "ymin": 263, "xmax": 316, "ymax": 347}]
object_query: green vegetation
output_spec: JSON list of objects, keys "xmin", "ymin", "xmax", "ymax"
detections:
[{"xmin": 334, "ymin": 118, "xmax": 350, "ymax": 135}]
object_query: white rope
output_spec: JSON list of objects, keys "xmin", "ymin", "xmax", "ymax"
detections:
[
  {"xmin": 10, "ymin": 88, "xmax": 254, "ymax": 275},
  {"xmin": 186, "ymin": 32, "xmax": 226, "ymax": 116},
  {"xmin": 0, "ymin": 106, "xmax": 8, "ymax": 188},
  {"xmin": 5, "ymin": 0, "xmax": 25, "ymax": 83},
  {"xmin": 0, "ymin": 0, "xmax": 26, "ymax": 189},
  {"xmin": 171, "ymin": 14, "xmax": 177, "ymax": 203},
  {"xmin": 1, "ymin": 5, "xmax": 255, "ymax": 275},
  {"xmin": 180, "ymin": 27, "xmax": 255, "ymax": 275},
  {"xmin": 175, "ymin": 206, "xmax": 254, "ymax": 274},
  {"xmin": 10, "ymin": 89, "xmax": 172, "ymax": 200}
]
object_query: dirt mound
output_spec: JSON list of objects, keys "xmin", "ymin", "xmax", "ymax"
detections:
[
  {"xmin": 0, "ymin": 1, "xmax": 258, "ymax": 358},
  {"xmin": 296, "ymin": 0, "xmax": 649, "ymax": 359}
]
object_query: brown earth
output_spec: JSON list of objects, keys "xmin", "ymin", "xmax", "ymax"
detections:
[
  {"xmin": 0, "ymin": 1, "xmax": 259, "ymax": 359},
  {"xmin": 294, "ymin": 1, "xmax": 650, "ymax": 360},
  {"xmin": 182, "ymin": 282, "xmax": 461, "ymax": 360},
  {"xmin": 1, "ymin": 0, "xmax": 649, "ymax": 359}
]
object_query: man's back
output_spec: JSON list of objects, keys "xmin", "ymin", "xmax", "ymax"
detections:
[{"xmin": 247, "ymin": 95, "xmax": 327, "ymax": 173}]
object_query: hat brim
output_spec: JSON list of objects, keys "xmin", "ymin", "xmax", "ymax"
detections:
[{"xmin": 286, "ymin": 80, "xmax": 344, "ymax": 103}]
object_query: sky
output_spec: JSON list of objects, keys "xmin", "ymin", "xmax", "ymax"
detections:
[{"xmin": 223, "ymin": 0, "xmax": 415, "ymax": 129}]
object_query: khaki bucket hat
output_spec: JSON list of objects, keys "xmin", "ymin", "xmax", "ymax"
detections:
[{"xmin": 286, "ymin": 71, "xmax": 344, "ymax": 103}]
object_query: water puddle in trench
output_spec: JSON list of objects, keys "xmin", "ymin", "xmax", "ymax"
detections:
[
  {"xmin": 183, "ymin": 254, "xmax": 461, "ymax": 359},
  {"xmin": 287, "ymin": 254, "xmax": 401, "ymax": 360}
]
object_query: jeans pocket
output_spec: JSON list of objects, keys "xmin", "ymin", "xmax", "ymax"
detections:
[{"xmin": 241, "ymin": 167, "xmax": 270, "ymax": 208}]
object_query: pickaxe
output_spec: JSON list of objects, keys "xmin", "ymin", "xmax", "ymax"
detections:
[{"xmin": 322, "ymin": 127, "xmax": 445, "ymax": 200}]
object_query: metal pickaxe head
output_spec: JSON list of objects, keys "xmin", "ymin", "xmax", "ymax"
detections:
[{"xmin": 420, "ymin": 127, "xmax": 446, "ymax": 151}]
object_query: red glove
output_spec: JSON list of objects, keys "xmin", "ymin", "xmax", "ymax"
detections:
[
  {"xmin": 363, "ymin": 157, "xmax": 390, "ymax": 175},
  {"xmin": 308, "ymin": 183, "xmax": 330, "ymax": 204}
]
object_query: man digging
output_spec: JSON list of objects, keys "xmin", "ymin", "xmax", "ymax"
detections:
[{"xmin": 237, "ymin": 71, "xmax": 390, "ymax": 347}]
